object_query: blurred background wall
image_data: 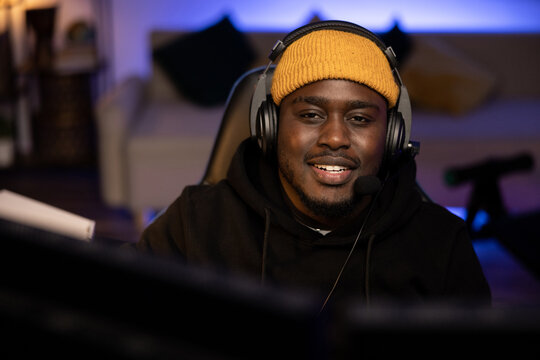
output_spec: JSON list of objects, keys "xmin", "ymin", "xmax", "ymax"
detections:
[{"xmin": 2, "ymin": 0, "xmax": 539, "ymax": 88}]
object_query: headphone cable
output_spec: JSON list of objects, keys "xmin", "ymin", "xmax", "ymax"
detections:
[{"xmin": 318, "ymin": 181, "xmax": 385, "ymax": 314}]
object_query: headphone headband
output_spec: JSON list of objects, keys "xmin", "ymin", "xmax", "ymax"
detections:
[{"xmin": 269, "ymin": 21, "xmax": 398, "ymax": 70}]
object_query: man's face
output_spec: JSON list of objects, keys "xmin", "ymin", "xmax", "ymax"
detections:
[{"xmin": 277, "ymin": 79, "xmax": 388, "ymax": 224}]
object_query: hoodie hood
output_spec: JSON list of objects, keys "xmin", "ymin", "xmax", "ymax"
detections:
[{"xmin": 227, "ymin": 138, "xmax": 422, "ymax": 245}]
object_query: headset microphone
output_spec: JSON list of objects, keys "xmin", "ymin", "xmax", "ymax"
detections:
[{"xmin": 354, "ymin": 176, "xmax": 382, "ymax": 196}]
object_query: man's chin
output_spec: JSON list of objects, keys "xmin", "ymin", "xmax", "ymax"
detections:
[{"xmin": 301, "ymin": 195, "xmax": 356, "ymax": 219}]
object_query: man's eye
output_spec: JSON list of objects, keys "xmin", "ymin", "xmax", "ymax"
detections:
[
  {"xmin": 301, "ymin": 112, "xmax": 321, "ymax": 118},
  {"xmin": 299, "ymin": 112, "xmax": 324, "ymax": 122},
  {"xmin": 350, "ymin": 115, "xmax": 370, "ymax": 123}
]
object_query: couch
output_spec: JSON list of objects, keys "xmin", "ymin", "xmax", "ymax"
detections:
[{"xmin": 95, "ymin": 20, "xmax": 540, "ymax": 226}]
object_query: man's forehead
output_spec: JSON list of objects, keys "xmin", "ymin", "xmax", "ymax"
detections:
[{"xmin": 285, "ymin": 80, "xmax": 386, "ymax": 110}]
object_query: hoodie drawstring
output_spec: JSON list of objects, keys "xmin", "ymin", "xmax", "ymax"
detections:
[
  {"xmin": 261, "ymin": 208, "xmax": 271, "ymax": 285},
  {"xmin": 262, "ymin": 206, "xmax": 377, "ymax": 310},
  {"xmin": 364, "ymin": 233, "xmax": 376, "ymax": 306}
]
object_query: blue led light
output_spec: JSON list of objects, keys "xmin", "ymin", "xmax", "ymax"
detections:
[
  {"xmin": 447, "ymin": 207, "xmax": 490, "ymax": 232},
  {"xmin": 125, "ymin": 0, "xmax": 540, "ymax": 33}
]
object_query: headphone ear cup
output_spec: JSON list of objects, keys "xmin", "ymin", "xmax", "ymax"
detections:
[
  {"xmin": 384, "ymin": 109, "xmax": 406, "ymax": 168},
  {"xmin": 256, "ymin": 95, "xmax": 278, "ymax": 156}
]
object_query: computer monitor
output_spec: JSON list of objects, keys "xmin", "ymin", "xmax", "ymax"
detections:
[
  {"xmin": 334, "ymin": 296, "xmax": 540, "ymax": 357},
  {"xmin": 0, "ymin": 218, "xmax": 327, "ymax": 359}
]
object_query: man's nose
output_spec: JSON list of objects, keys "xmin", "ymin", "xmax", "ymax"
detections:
[{"xmin": 318, "ymin": 115, "xmax": 351, "ymax": 150}]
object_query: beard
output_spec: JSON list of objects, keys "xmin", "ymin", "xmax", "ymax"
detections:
[
  {"xmin": 295, "ymin": 184, "xmax": 357, "ymax": 218},
  {"xmin": 278, "ymin": 154, "xmax": 357, "ymax": 219}
]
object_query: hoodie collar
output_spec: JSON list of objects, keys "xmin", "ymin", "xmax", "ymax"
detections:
[{"xmin": 227, "ymin": 138, "xmax": 422, "ymax": 243}]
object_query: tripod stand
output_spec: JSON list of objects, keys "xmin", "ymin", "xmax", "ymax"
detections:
[{"xmin": 445, "ymin": 153, "xmax": 539, "ymax": 279}]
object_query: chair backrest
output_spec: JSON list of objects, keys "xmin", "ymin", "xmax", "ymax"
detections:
[{"xmin": 201, "ymin": 66, "xmax": 267, "ymax": 185}]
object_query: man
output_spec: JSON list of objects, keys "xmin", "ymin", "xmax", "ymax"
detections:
[{"xmin": 135, "ymin": 21, "xmax": 491, "ymax": 308}]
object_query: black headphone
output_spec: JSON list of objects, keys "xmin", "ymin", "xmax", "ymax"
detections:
[{"xmin": 249, "ymin": 20, "xmax": 419, "ymax": 170}]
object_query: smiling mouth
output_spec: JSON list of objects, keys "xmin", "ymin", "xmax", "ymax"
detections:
[{"xmin": 313, "ymin": 164, "xmax": 350, "ymax": 173}]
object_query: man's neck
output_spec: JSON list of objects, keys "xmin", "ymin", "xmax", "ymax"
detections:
[{"xmin": 280, "ymin": 185, "xmax": 372, "ymax": 232}]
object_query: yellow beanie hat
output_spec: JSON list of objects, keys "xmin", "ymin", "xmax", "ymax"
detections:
[{"xmin": 271, "ymin": 29, "xmax": 399, "ymax": 108}]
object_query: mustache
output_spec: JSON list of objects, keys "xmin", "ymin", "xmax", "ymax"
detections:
[{"xmin": 304, "ymin": 150, "xmax": 360, "ymax": 166}]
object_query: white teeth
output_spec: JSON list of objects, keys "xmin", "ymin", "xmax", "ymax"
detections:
[{"xmin": 314, "ymin": 164, "xmax": 348, "ymax": 172}]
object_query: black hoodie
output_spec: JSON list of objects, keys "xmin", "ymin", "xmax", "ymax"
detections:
[{"xmin": 138, "ymin": 138, "xmax": 491, "ymax": 307}]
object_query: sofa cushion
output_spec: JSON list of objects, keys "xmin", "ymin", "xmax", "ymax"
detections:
[
  {"xmin": 401, "ymin": 36, "xmax": 497, "ymax": 115},
  {"xmin": 152, "ymin": 16, "xmax": 256, "ymax": 107},
  {"xmin": 378, "ymin": 22, "xmax": 413, "ymax": 66}
]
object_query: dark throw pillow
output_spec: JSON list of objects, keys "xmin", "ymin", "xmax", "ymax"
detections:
[
  {"xmin": 378, "ymin": 21, "xmax": 413, "ymax": 67},
  {"xmin": 152, "ymin": 16, "xmax": 256, "ymax": 107}
]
